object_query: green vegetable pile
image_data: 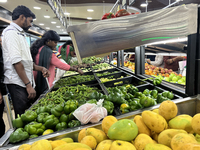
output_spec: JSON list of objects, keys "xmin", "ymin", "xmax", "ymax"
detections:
[
  {"xmin": 54, "ymin": 74, "xmax": 95, "ymax": 88},
  {"xmin": 96, "ymin": 71, "xmax": 119, "ymax": 77},
  {"xmin": 63, "ymin": 68, "xmax": 92, "ymax": 77},
  {"xmin": 93, "ymin": 63, "xmax": 113, "ymax": 71}
]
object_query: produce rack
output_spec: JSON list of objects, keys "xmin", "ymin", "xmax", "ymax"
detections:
[
  {"xmin": 0, "ymin": 62, "xmax": 189, "ymax": 149},
  {"xmin": 1, "ymin": 95, "xmax": 198, "ymax": 150}
]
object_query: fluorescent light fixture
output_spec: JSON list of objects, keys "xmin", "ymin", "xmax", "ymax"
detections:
[
  {"xmin": 39, "ymin": 23, "xmax": 44, "ymax": 26},
  {"xmin": 0, "ymin": 0, "xmax": 7, "ymax": 2},
  {"xmin": 146, "ymin": 37, "xmax": 188, "ymax": 46},
  {"xmin": 56, "ymin": 26, "xmax": 61, "ymax": 28},
  {"xmin": 33, "ymin": 6, "xmax": 41, "ymax": 10},
  {"xmin": 46, "ymin": 27, "xmax": 50, "ymax": 29},
  {"xmin": 140, "ymin": 3, "xmax": 148, "ymax": 7},
  {"xmin": 64, "ymin": 12, "xmax": 70, "ymax": 16},
  {"xmin": 87, "ymin": 17, "xmax": 92, "ymax": 20},
  {"xmin": 44, "ymin": 16, "xmax": 50, "ymax": 18},
  {"xmin": 51, "ymin": 22, "xmax": 56, "ymax": 24},
  {"xmin": 63, "ymin": 32, "xmax": 67, "ymax": 33},
  {"xmin": 87, "ymin": 9, "xmax": 94, "ymax": 12}
]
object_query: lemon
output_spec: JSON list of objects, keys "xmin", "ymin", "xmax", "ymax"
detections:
[{"xmin": 43, "ymin": 129, "xmax": 54, "ymax": 135}]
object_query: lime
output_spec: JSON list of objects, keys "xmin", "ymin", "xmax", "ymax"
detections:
[{"xmin": 42, "ymin": 129, "xmax": 54, "ymax": 135}]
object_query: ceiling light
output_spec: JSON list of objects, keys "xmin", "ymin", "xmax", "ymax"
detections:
[
  {"xmin": 33, "ymin": 6, "xmax": 41, "ymax": 10},
  {"xmin": 64, "ymin": 12, "xmax": 70, "ymax": 16},
  {"xmin": 39, "ymin": 23, "xmax": 44, "ymax": 26},
  {"xmin": 44, "ymin": 16, "xmax": 50, "ymax": 18},
  {"xmin": 51, "ymin": 22, "xmax": 56, "ymax": 24},
  {"xmin": 63, "ymin": 32, "xmax": 67, "ymax": 33},
  {"xmin": 56, "ymin": 26, "xmax": 61, "ymax": 28},
  {"xmin": 140, "ymin": 3, "xmax": 148, "ymax": 7},
  {"xmin": 0, "ymin": 0, "xmax": 7, "ymax": 2},
  {"xmin": 87, "ymin": 9, "xmax": 94, "ymax": 12},
  {"xmin": 46, "ymin": 27, "xmax": 50, "ymax": 29},
  {"xmin": 87, "ymin": 17, "xmax": 92, "ymax": 20}
]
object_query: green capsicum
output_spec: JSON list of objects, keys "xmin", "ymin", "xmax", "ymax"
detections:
[
  {"xmin": 25, "ymin": 122, "xmax": 45, "ymax": 135},
  {"xmin": 68, "ymin": 120, "xmax": 81, "ymax": 128},
  {"xmin": 126, "ymin": 85, "xmax": 139, "ymax": 95},
  {"xmin": 36, "ymin": 106, "xmax": 48, "ymax": 114},
  {"xmin": 143, "ymin": 89, "xmax": 150, "ymax": 96},
  {"xmin": 46, "ymin": 104, "xmax": 55, "ymax": 113},
  {"xmin": 12, "ymin": 114, "xmax": 24, "ymax": 128},
  {"xmin": 68, "ymin": 112, "xmax": 75, "ymax": 122},
  {"xmin": 129, "ymin": 100, "xmax": 143, "ymax": 111},
  {"xmin": 64, "ymin": 100, "xmax": 78, "ymax": 114},
  {"xmin": 89, "ymin": 91, "xmax": 104, "ymax": 100},
  {"xmin": 9, "ymin": 128, "xmax": 29, "ymax": 143},
  {"xmin": 120, "ymin": 103, "xmax": 130, "ymax": 114},
  {"xmin": 59, "ymin": 114, "xmax": 69, "ymax": 123},
  {"xmin": 157, "ymin": 94, "xmax": 168, "ymax": 103},
  {"xmin": 21, "ymin": 110, "xmax": 37, "ymax": 123},
  {"xmin": 167, "ymin": 92, "xmax": 174, "ymax": 99},
  {"xmin": 51, "ymin": 104, "xmax": 64, "ymax": 117},
  {"xmin": 56, "ymin": 122, "xmax": 67, "ymax": 131},
  {"xmin": 162, "ymin": 91, "xmax": 169, "ymax": 98},
  {"xmin": 103, "ymin": 100, "xmax": 114, "ymax": 115},
  {"xmin": 87, "ymin": 99, "xmax": 97, "ymax": 104},
  {"xmin": 37, "ymin": 112, "xmax": 49, "ymax": 123},
  {"xmin": 44, "ymin": 115, "xmax": 59, "ymax": 129},
  {"xmin": 151, "ymin": 90, "xmax": 158, "ymax": 99},
  {"xmin": 153, "ymin": 77, "xmax": 162, "ymax": 86},
  {"xmin": 29, "ymin": 134, "xmax": 38, "ymax": 139},
  {"xmin": 140, "ymin": 96, "xmax": 153, "ymax": 107},
  {"xmin": 107, "ymin": 92, "xmax": 127, "ymax": 105}
]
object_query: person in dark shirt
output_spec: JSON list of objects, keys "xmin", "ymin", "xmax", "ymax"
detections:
[
  {"xmin": 0, "ymin": 29, "xmax": 6, "ymax": 138},
  {"xmin": 163, "ymin": 56, "xmax": 184, "ymax": 71}
]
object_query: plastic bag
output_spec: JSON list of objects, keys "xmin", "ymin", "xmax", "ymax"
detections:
[
  {"xmin": 55, "ymin": 59, "xmax": 68, "ymax": 81},
  {"xmin": 73, "ymin": 99, "xmax": 107, "ymax": 124}
]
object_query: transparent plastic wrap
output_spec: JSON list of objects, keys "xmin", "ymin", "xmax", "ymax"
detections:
[
  {"xmin": 73, "ymin": 99, "xmax": 107, "ymax": 124},
  {"xmin": 67, "ymin": 4, "xmax": 197, "ymax": 58}
]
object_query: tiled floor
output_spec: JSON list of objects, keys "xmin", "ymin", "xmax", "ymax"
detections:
[{"xmin": 3, "ymin": 110, "xmax": 15, "ymax": 132}]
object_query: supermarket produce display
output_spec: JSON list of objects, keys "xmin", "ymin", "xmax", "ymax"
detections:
[{"xmin": 6, "ymin": 97, "xmax": 200, "ymax": 150}]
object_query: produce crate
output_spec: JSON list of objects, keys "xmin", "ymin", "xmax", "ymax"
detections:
[
  {"xmin": 3, "ymin": 96, "xmax": 198, "ymax": 150},
  {"xmin": 103, "ymin": 76, "xmax": 147, "ymax": 87},
  {"xmin": 94, "ymin": 68, "xmax": 121, "ymax": 76},
  {"xmin": 136, "ymin": 84, "xmax": 183, "ymax": 100}
]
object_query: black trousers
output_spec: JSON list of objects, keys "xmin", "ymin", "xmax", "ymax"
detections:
[
  {"xmin": 0, "ymin": 101, "xmax": 5, "ymax": 138},
  {"xmin": 7, "ymin": 84, "xmax": 32, "ymax": 119}
]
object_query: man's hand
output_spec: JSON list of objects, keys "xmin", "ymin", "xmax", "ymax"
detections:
[
  {"xmin": 42, "ymin": 67, "xmax": 50, "ymax": 78},
  {"xmin": 26, "ymin": 84, "xmax": 36, "ymax": 99},
  {"xmin": 77, "ymin": 68, "xmax": 84, "ymax": 75},
  {"xmin": 0, "ymin": 92, "xmax": 3, "ymax": 104}
]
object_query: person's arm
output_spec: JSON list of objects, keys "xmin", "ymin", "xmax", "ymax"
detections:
[
  {"xmin": 164, "ymin": 56, "xmax": 184, "ymax": 65},
  {"xmin": 33, "ymin": 63, "xmax": 50, "ymax": 77},
  {"xmin": 151, "ymin": 55, "xmax": 163, "ymax": 66},
  {"xmin": 163, "ymin": 56, "xmax": 173, "ymax": 65},
  {"xmin": 51, "ymin": 54, "xmax": 83, "ymax": 75},
  {"xmin": 70, "ymin": 51, "xmax": 76, "ymax": 57},
  {"xmin": 13, "ymin": 62, "xmax": 36, "ymax": 99}
]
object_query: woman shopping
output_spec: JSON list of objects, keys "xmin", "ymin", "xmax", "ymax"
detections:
[
  {"xmin": 31, "ymin": 30, "xmax": 83, "ymax": 97},
  {"xmin": 58, "ymin": 40, "xmax": 76, "ymax": 64}
]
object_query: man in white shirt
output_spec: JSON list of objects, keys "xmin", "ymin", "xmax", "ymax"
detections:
[{"xmin": 2, "ymin": 5, "xmax": 50, "ymax": 118}]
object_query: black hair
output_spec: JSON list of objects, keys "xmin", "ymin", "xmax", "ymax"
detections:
[
  {"xmin": 12, "ymin": 5, "xmax": 36, "ymax": 20},
  {"xmin": 62, "ymin": 40, "xmax": 73, "ymax": 48},
  {"xmin": 31, "ymin": 30, "xmax": 60, "ymax": 62}
]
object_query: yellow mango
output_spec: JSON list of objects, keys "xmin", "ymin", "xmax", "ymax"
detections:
[
  {"xmin": 158, "ymin": 129, "xmax": 187, "ymax": 148},
  {"xmin": 181, "ymin": 143, "xmax": 200, "ymax": 150},
  {"xmin": 159, "ymin": 100, "xmax": 178, "ymax": 121},
  {"xmin": 51, "ymin": 140, "xmax": 66, "ymax": 149},
  {"xmin": 96, "ymin": 140, "xmax": 113, "ymax": 150},
  {"xmin": 152, "ymin": 109, "xmax": 159, "ymax": 114},
  {"xmin": 86, "ymin": 128, "xmax": 107, "ymax": 144},
  {"xmin": 151, "ymin": 130, "xmax": 159, "ymax": 142},
  {"xmin": 80, "ymin": 135, "xmax": 97, "ymax": 149},
  {"xmin": 133, "ymin": 115, "xmax": 151, "ymax": 136},
  {"xmin": 192, "ymin": 113, "xmax": 200, "ymax": 134},
  {"xmin": 144, "ymin": 143, "xmax": 172, "ymax": 150},
  {"xmin": 168, "ymin": 114, "xmax": 193, "ymax": 133},
  {"xmin": 171, "ymin": 133, "xmax": 198, "ymax": 150},
  {"xmin": 61, "ymin": 137, "xmax": 74, "ymax": 143},
  {"xmin": 78, "ymin": 128, "xmax": 87, "ymax": 142},
  {"xmin": 30, "ymin": 139, "xmax": 52, "ymax": 150},
  {"xmin": 110, "ymin": 140, "xmax": 136, "ymax": 150},
  {"xmin": 102, "ymin": 116, "xmax": 118, "ymax": 135},
  {"xmin": 142, "ymin": 110, "xmax": 167, "ymax": 133},
  {"xmin": 54, "ymin": 143, "xmax": 91, "ymax": 150},
  {"xmin": 18, "ymin": 144, "xmax": 31, "ymax": 150},
  {"xmin": 134, "ymin": 134, "xmax": 154, "ymax": 150}
]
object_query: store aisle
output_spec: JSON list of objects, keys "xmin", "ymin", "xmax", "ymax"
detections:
[{"xmin": 3, "ymin": 110, "xmax": 15, "ymax": 132}]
